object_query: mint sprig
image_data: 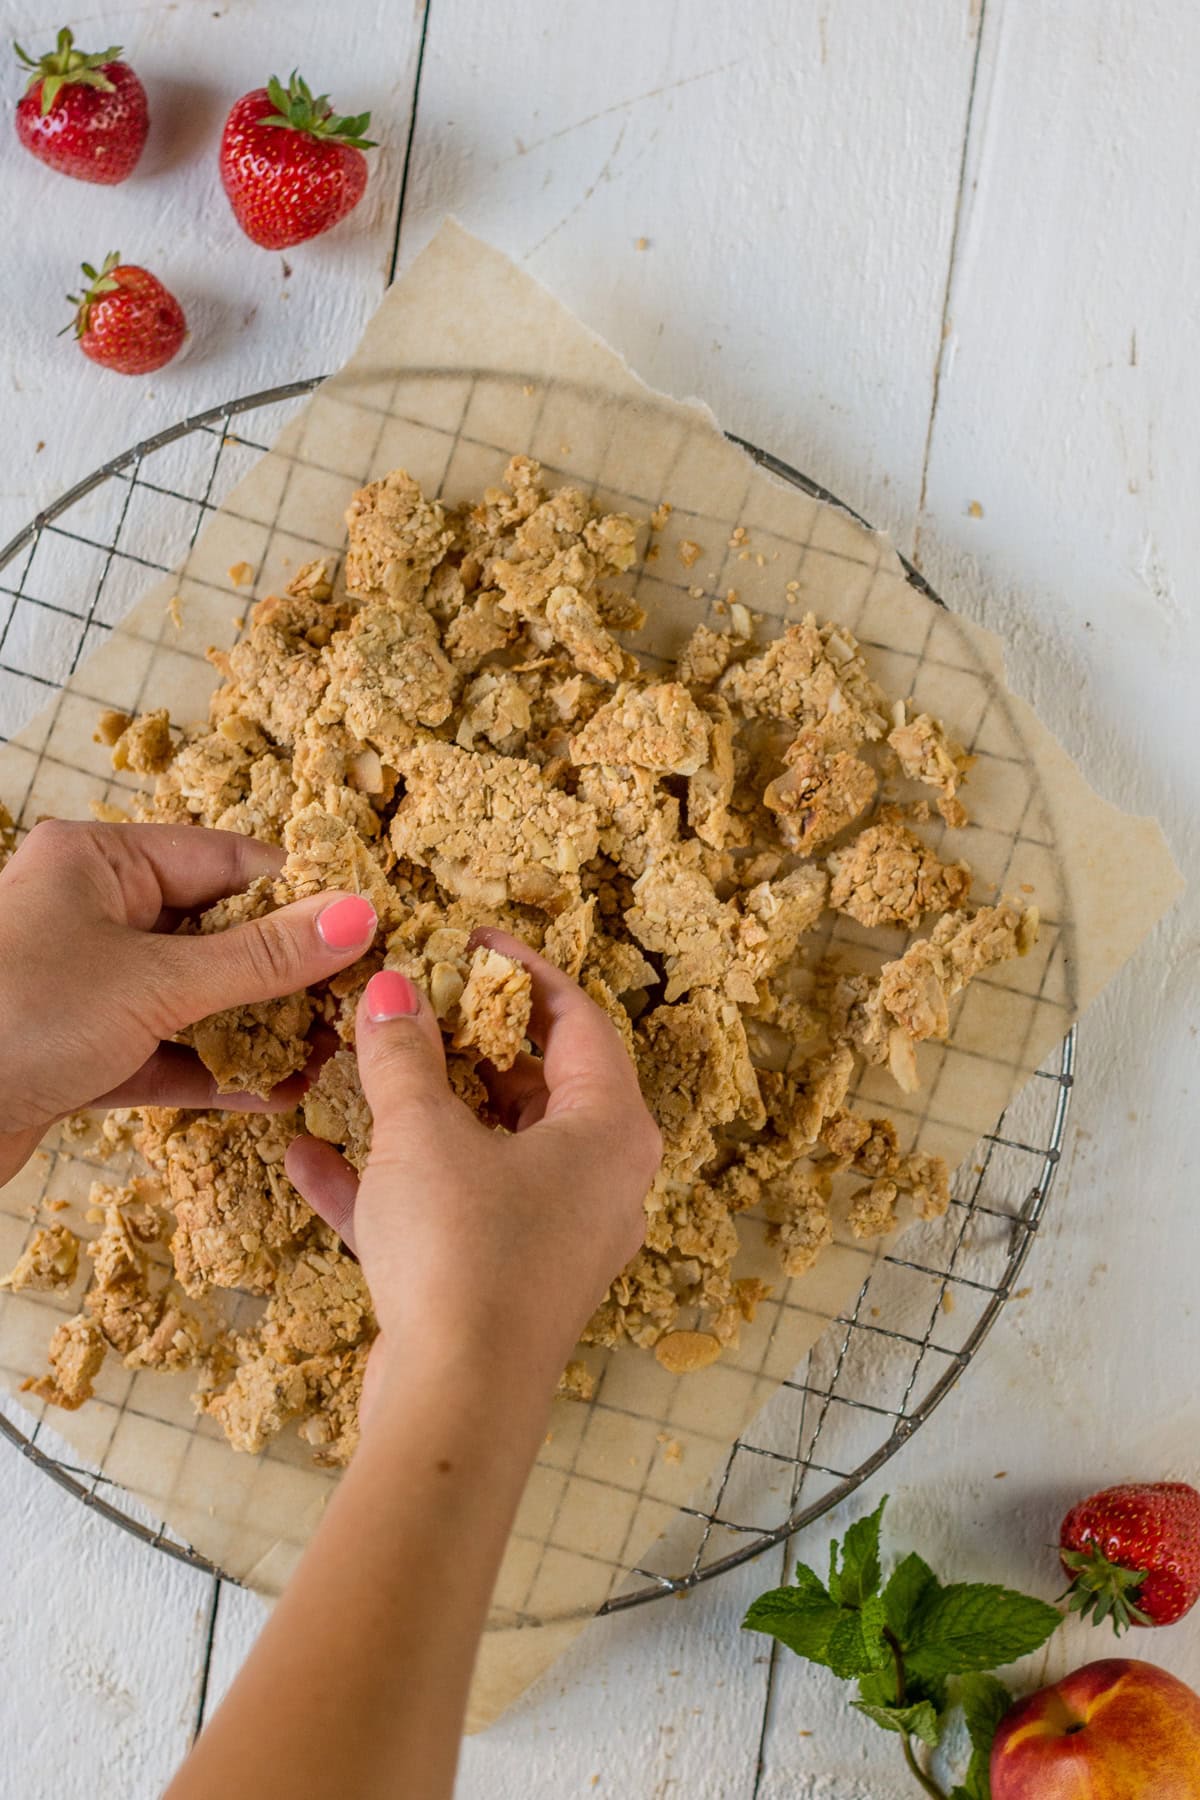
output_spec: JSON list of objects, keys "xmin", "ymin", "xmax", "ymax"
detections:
[{"xmin": 743, "ymin": 1496, "xmax": 1060, "ymax": 1799}]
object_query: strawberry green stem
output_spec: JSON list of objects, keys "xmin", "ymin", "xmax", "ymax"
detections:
[
  {"xmin": 1060, "ymin": 1544, "xmax": 1152, "ymax": 1634},
  {"xmin": 63, "ymin": 252, "xmax": 122, "ymax": 339},
  {"xmin": 14, "ymin": 27, "xmax": 122, "ymax": 114},
  {"xmin": 256, "ymin": 69, "xmax": 378, "ymax": 149}
]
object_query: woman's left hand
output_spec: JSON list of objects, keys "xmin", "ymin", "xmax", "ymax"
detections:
[{"xmin": 0, "ymin": 820, "xmax": 378, "ymax": 1183}]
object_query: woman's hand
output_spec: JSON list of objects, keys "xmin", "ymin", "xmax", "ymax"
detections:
[
  {"xmin": 172, "ymin": 930, "xmax": 660, "ymax": 1800},
  {"xmin": 287, "ymin": 927, "xmax": 662, "ymax": 1395},
  {"xmin": 0, "ymin": 819, "xmax": 379, "ymax": 1183}
]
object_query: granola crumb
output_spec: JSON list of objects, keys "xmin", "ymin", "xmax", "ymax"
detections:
[
  {"xmin": 88, "ymin": 799, "xmax": 132, "ymax": 824},
  {"xmin": 109, "ymin": 708, "xmax": 175, "ymax": 776},
  {"xmin": 0, "ymin": 1226, "xmax": 80, "ymax": 1293},
  {"xmin": 555, "ymin": 1361, "xmax": 595, "ymax": 1402},
  {"xmin": 451, "ymin": 945, "xmax": 532, "ymax": 1071}
]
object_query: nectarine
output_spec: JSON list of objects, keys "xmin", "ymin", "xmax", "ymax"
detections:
[{"xmin": 991, "ymin": 1658, "xmax": 1200, "ymax": 1798}]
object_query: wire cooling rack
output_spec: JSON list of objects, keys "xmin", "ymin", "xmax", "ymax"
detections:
[{"xmin": 0, "ymin": 378, "xmax": 1075, "ymax": 1605}]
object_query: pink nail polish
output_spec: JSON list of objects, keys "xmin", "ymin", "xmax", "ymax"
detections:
[
  {"xmin": 366, "ymin": 969, "xmax": 420, "ymax": 1021},
  {"xmin": 318, "ymin": 894, "xmax": 377, "ymax": 951}
]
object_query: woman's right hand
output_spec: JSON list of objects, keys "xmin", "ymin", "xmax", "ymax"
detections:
[{"xmin": 285, "ymin": 927, "xmax": 662, "ymax": 1399}]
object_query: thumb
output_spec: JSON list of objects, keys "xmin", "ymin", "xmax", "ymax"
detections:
[
  {"xmin": 355, "ymin": 968, "xmax": 455, "ymax": 1145},
  {"xmin": 160, "ymin": 891, "xmax": 378, "ymax": 1026}
]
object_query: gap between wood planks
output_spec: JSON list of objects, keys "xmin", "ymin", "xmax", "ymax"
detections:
[
  {"xmin": 912, "ymin": 0, "xmax": 991, "ymax": 574},
  {"xmin": 193, "ymin": 1577, "xmax": 223, "ymax": 1741},
  {"xmin": 388, "ymin": 0, "xmax": 435, "ymax": 282}
]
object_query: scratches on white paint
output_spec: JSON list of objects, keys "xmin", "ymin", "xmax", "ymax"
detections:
[
  {"xmin": 503, "ymin": 59, "xmax": 745, "ymax": 164},
  {"xmin": 1131, "ymin": 530, "xmax": 1181, "ymax": 624},
  {"xmin": 525, "ymin": 118, "xmax": 631, "ymax": 258}
]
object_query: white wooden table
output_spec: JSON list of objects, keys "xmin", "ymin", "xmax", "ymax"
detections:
[{"xmin": 2, "ymin": 4, "xmax": 1197, "ymax": 1794}]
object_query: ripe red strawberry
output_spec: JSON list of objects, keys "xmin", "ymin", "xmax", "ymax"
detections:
[
  {"xmin": 14, "ymin": 27, "xmax": 148, "ymax": 185},
  {"xmin": 66, "ymin": 254, "xmax": 186, "ymax": 376},
  {"xmin": 1060, "ymin": 1481, "xmax": 1200, "ymax": 1633},
  {"xmin": 219, "ymin": 71, "xmax": 377, "ymax": 250}
]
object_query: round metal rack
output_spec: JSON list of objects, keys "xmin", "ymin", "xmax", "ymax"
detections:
[{"xmin": 0, "ymin": 378, "xmax": 1075, "ymax": 1604}]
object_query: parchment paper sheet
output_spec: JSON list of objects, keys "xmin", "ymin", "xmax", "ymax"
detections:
[{"xmin": 0, "ymin": 223, "xmax": 1182, "ymax": 1727}]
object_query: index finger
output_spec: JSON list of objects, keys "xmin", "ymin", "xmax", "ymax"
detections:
[
  {"xmin": 95, "ymin": 822, "xmax": 283, "ymax": 918},
  {"xmin": 469, "ymin": 926, "xmax": 643, "ymax": 1119}
]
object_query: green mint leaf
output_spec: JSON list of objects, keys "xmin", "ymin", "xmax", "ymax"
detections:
[
  {"xmin": 743, "ymin": 1583, "xmax": 840, "ymax": 1667},
  {"xmin": 839, "ymin": 1495, "xmax": 887, "ymax": 1605},
  {"xmin": 827, "ymin": 1495, "xmax": 886, "ymax": 1607},
  {"xmin": 960, "ymin": 1672, "xmax": 1012, "ymax": 1749},
  {"xmin": 855, "ymin": 1669, "xmax": 900, "ymax": 1707},
  {"xmin": 826, "ymin": 1593, "xmax": 890, "ymax": 1679},
  {"xmin": 851, "ymin": 1698, "xmax": 942, "ymax": 1747},
  {"xmin": 956, "ymin": 1673, "xmax": 1011, "ymax": 1800},
  {"xmin": 791, "ymin": 1561, "xmax": 833, "ymax": 1604},
  {"xmin": 859, "ymin": 1663, "xmax": 951, "ymax": 1713},
  {"xmin": 883, "ymin": 1550, "xmax": 940, "ymax": 1639},
  {"xmin": 906, "ymin": 1583, "xmax": 1060, "ymax": 1682}
]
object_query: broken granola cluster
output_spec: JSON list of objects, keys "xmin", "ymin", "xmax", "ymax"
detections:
[{"xmin": 11, "ymin": 455, "xmax": 1036, "ymax": 1449}]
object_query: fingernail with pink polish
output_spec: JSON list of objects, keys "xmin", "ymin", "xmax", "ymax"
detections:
[
  {"xmin": 366, "ymin": 969, "xmax": 420, "ymax": 1022},
  {"xmin": 318, "ymin": 894, "xmax": 377, "ymax": 951}
]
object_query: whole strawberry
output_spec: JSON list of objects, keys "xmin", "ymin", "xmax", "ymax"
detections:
[
  {"xmin": 219, "ymin": 71, "xmax": 377, "ymax": 249},
  {"xmin": 14, "ymin": 27, "xmax": 148, "ymax": 185},
  {"xmin": 1060, "ymin": 1481, "xmax": 1200, "ymax": 1633},
  {"xmin": 66, "ymin": 254, "xmax": 186, "ymax": 376}
]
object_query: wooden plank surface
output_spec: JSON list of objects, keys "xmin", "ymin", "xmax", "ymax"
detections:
[
  {"xmin": 401, "ymin": 0, "xmax": 982, "ymax": 541},
  {"xmin": 760, "ymin": 2, "xmax": 1200, "ymax": 1784},
  {"xmin": 0, "ymin": 0, "xmax": 423, "ymax": 550},
  {"xmin": 2, "ymin": 1, "xmax": 1199, "ymax": 1795}
]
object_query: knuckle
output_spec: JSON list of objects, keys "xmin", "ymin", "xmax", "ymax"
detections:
[
  {"xmin": 367, "ymin": 1031, "xmax": 445, "ymax": 1098},
  {"xmin": 241, "ymin": 914, "xmax": 305, "ymax": 990},
  {"xmin": 24, "ymin": 817, "xmax": 87, "ymax": 862},
  {"xmin": 141, "ymin": 937, "xmax": 198, "ymax": 1034}
]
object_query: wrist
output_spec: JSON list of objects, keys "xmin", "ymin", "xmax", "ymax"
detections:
[
  {"xmin": 363, "ymin": 1323, "xmax": 561, "ymax": 1463},
  {"xmin": 368, "ymin": 1265, "xmax": 590, "ymax": 1405}
]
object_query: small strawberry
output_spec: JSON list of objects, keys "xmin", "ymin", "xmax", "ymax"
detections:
[
  {"xmin": 219, "ymin": 70, "xmax": 378, "ymax": 250},
  {"xmin": 1060, "ymin": 1481, "xmax": 1200, "ymax": 1633},
  {"xmin": 65, "ymin": 254, "xmax": 186, "ymax": 376},
  {"xmin": 14, "ymin": 27, "xmax": 149, "ymax": 185}
]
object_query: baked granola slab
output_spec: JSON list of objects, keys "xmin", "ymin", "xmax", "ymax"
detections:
[{"xmin": 10, "ymin": 456, "xmax": 1036, "ymax": 1468}]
